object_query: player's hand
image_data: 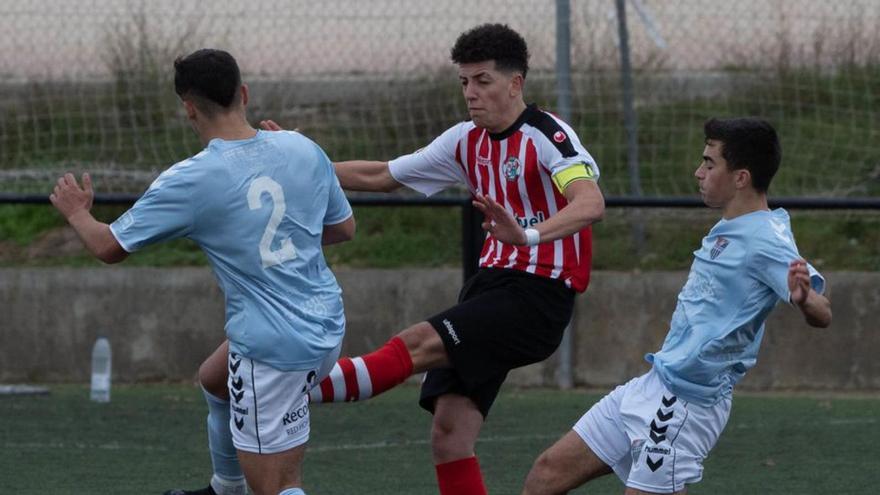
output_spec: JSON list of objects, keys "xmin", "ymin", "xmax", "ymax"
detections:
[
  {"xmin": 472, "ymin": 194, "xmax": 527, "ymax": 245},
  {"xmin": 260, "ymin": 120, "xmax": 284, "ymax": 131},
  {"xmin": 788, "ymin": 259, "xmax": 811, "ymax": 306},
  {"xmin": 49, "ymin": 173, "xmax": 94, "ymax": 220}
]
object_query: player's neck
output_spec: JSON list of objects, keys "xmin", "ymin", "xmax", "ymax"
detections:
[
  {"xmin": 489, "ymin": 100, "xmax": 528, "ymax": 134},
  {"xmin": 197, "ymin": 116, "xmax": 257, "ymax": 145},
  {"xmin": 721, "ymin": 190, "xmax": 769, "ymax": 220}
]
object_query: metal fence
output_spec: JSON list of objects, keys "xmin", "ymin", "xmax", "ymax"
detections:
[{"xmin": 1, "ymin": 0, "xmax": 879, "ymax": 203}]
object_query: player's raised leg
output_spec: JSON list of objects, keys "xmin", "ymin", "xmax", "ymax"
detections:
[{"xmin": 308, "ymin": 321, "xmax": 447, "ymax": 403}]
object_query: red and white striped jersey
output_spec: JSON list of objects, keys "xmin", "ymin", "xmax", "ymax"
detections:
[{"xmin": 389, "ymin": 104, "xmax": 599, "ymax": 292}]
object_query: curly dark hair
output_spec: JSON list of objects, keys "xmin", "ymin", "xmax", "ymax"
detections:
[
  {"xmin": 451, "ymin": 23, "xmax": 529, "ymax": 78},
  {"xmin": 704, "ymin": 117, "xmax": 781, "ymax": 193}
]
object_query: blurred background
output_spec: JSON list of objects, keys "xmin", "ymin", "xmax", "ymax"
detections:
[{"xmin": 0, "ymin": 0, "xmax": 878, "ymax": 387}]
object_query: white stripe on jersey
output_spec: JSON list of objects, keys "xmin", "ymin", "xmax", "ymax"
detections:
[
  {"xmin": 534, "ymin": 147, "xmax": 564, "ymax": 280},
  {"xmin": 499, "ymin": 139, "xmax": 520, "ymax": 270},
  {"xmin": 517, "ymin": 136, "xmax": 540, "ymax": 274}
]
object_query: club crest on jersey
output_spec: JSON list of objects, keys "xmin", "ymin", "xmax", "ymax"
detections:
[
  {"xmin": 503, "ymin": 156, "xmax": 521, "ymax": 181},
  {"xmin": 553, "ymin": 130, "xmax": 567, "ymax": 143},
  {"xmin": 710, "ymin": 237, "xmax": 730, "ymax": 259}
]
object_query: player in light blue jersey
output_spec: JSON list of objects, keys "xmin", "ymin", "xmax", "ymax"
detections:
[
  {"xmin": 521, "ymin": 117, "xmax": 832, "ymax": 495},
  {"xmin": 50, "ymin": 49, "xmax": 355, "ymax": 495}
]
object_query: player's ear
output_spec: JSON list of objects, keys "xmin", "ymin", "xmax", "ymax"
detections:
[
  {"xmin": 183, "ymin": 99, "xmax": 197, "ymax": 121},
  {"xmin": 735, "ymin": 168, "xmax": 752, "ymax": 190},
  {"xmin": 509, "ymin": 72, "xmax": 524, "ymax": 98},
  {"xmin": 240, "ymin": 84, "xmax": 249, "ymax": 107}
]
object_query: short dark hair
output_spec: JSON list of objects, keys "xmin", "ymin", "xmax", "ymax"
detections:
[
  {"xmin": 451, "ymin": 24, "xmax": 529, "ymax": 78},
  {"xmin": 704, "ymin": 117, "xmax": 781, "ymax": 192},
  {"xmin": 173, "ymin": 49, "xmax": 241, "ymax": 116}
]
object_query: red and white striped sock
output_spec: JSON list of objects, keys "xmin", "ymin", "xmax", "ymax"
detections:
[
  {"xmin": 309, "ymin": 336, "xmax": 413, "ymax": 402},
  {"xmin": 435, "ymin": 456, "xmax": 488, "ymax": 495}
]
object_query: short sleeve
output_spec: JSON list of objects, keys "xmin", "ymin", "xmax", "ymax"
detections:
[
  {"xmin": 749, "ymin": 225, "xmax": 825, "ymax": 303},
  {"xmin": 318, "ymin": 146, "xmax": 353, "ymax": 225},
  {"xmin": 109, "ymin": 163, "xmax": 195, "ymax": 252},
  {"xmin": 388, "ymin": 123, "xmax": 467, "ymax": 196},
  {"xmin": 532, "ymin": 117, "xmax": 600, "ymax": 192}
]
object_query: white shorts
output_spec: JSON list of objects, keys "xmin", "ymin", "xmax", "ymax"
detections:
[
  {"xmin": 227, "ymin": 345, "xmax": 340, "ymax": 454},
  {"xmin": 573, "ymin": 368, "xmax": 731, "ymax": 493}
]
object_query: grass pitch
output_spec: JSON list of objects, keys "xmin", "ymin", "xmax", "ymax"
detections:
[{"xmin": 1, "ymin": 384, "xmax": 878, "ymax": 494}]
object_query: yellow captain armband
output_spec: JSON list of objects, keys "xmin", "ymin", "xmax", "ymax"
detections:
[{"xmin": 551, "ymin": 163, "xmax": 596, "ymax": 193}]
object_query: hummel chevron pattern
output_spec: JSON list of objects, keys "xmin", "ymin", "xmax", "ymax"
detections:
[
  {"xmin": 655, "ymin": 407, "xmax": 674, "ymax": 422},
  {"xmin": 229, "ymin": 353, "xmax": 245, "ymax": 431},
  {"xmin": 646, "ymin": 395, "xmax": 677, "ymax": 472},
  {"xmin": 229, "ymin": 355, "xmax": 241, "ymax": 374},
  {"xmin": 646, "ymin": 456, "xmax": 663, "ymax": 472},
  {"xmin": 649, "ymin": 419, "xmax": 668, "ymax": 444}
]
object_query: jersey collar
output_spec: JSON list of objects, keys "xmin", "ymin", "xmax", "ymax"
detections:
[{"xmin": 488, "ymin": 103, "xmax": 539, "ymax": 141}]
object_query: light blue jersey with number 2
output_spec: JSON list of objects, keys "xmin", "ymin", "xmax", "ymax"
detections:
[
  {"xmin": 110, "ymin": 130, "xmax": 352, "ymax": 371},
  {"xmin": 646, "ymin": 209, "xmax": 825, "ymax": 406}
]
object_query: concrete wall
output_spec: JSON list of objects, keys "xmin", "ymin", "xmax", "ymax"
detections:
[{"xmin": 1, "ymin": 268, "xmax": 878, "ymax": 392}]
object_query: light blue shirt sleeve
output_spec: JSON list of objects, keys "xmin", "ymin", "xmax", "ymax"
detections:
[
  {"xmin": 318, "ymin": 147, "xmax": 352, "ymax": 225},
  {"xmin": 749, "ymin": 218, "xmax": 825, "ymax": 303},
  {"xmin": 109, "ymin": 164, "xmax": 195, "ymax": 252}
]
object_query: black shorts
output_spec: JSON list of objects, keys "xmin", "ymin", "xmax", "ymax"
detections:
[{"xmin": 419, "ymin": 268, "xmax": 575, "ymax": 417}]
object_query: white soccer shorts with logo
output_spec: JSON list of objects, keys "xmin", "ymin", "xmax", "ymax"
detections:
[
  {"xmin": 227, "ymin": 344, "xmax": 341, "ymax": 454},
  {"xmin": 573, "ymin": 368, "xmax": 731, "ymax": 493}
]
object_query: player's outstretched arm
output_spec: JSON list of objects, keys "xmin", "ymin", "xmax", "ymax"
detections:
[
  {"xmin": 49, "ymin": 173, "xmax": 128, "ymax": 264},
  {"xmin": 259, "ymin": 119, "xmax": 402, "ymax": 193},
  {"xmin": 788, "ymin": 259, "xmax": 832, "ymax": 328},
  {"xmin": 333, "ymin": 160, "xmax": 402, "ymax": 192}
]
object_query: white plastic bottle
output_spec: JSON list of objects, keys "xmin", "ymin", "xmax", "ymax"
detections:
[{"xmin": 90, "ymin": 336, "xmax": 112, "ymax": 403}]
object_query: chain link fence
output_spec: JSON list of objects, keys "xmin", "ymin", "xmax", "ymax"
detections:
[{"xmin": 1, "ymin": 0, "xmax": 879, "ymax": 200}]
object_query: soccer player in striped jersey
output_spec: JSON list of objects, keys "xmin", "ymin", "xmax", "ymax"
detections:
[
  {"xmin": 50, "ymin": 49, "xmax": 355, "ymax": 495},
  {"xmin": 521, "ymin": 118, "xmax": 832, "ymax": 495},
  {"xmin": 263, "ymin": 23, "xmax": 605, "ymax": 495}
]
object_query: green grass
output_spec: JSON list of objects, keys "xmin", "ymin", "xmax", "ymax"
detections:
[{"xmin": 1, "ymin": 384, "xmax": 878, "ymax": 494}]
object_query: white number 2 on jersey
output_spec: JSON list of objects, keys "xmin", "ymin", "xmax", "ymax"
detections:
[{"xmin": 248, "ymin": 176, "xmax": 296, "ymax": 268}]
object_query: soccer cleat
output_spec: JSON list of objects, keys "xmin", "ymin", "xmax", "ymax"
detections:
[{"xmin": 162, "ymin": 486, "xmax": 217, "ymax": 495}]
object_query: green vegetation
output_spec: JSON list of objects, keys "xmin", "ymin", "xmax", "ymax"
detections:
[
  {"xmin": 3, "ymin": 203, "xmax": 877, "ymax": 270},
  {"xmin": 1, "ymin": 59, "xmax": 878, "ymax": 270},
  {"xmin": 1, "ymin": 384, "xmax": 878, "ymax": 494}
]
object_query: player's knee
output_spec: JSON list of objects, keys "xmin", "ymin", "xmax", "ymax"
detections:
[
  {"xmin": 199, "ymin": 359, "xmax": 228, "ymax": 398},
  {"xmin": 430, "ymin": 420, "xmax": 471, "ymax": 461},
  {"xmin": 523, "ymin": 451, "xmax": 562, "ymax": 495},
  {"xmin": 397, "ymin": 322, "xmax": 447, "ymax": 370}
]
